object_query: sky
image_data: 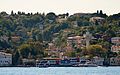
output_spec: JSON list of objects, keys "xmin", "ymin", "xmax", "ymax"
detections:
[{"xmin": 0, "ymin": 0, "xmax": 120, "ymax": 15}]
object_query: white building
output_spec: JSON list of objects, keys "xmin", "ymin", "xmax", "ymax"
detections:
[
  {"xmin": 22, "ymin": 58, "xmax": 35, "ymax": 66},
  {"xmin": 0, "ymin": 52, "xmax": 12, "ymax": 66},
  {"xmin": 90, "ymin": 17, "xmax": 105, "ymax": 25},
  {"xmin": 92, "ymin": 56, "xmax": 104, "ymax": 66},
  {"xmin": 111, "ymin": 37, "xmax": 120, "ymax": 44},
  {"xmin": 110, "ymin": 57, "xmax": 120, "ymax": 66},
  {"xmin": 72, "ymin": 21, "xmax": 78, "ymax": 27},
  {"xmin": 0, "ymin": 35, "xmax": 9, "ymax": 42},
  {"xmin": 79, "ymin": 57, "xmax": 89, "ymax": 64},
  {"xmin": 56, "ymin": 15, "xmax": 67, "ymax": 23}
]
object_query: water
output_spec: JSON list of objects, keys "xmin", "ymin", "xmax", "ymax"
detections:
[{"xmin": 0, "ymin": 67, "xmax": 120, "ymax": 75}]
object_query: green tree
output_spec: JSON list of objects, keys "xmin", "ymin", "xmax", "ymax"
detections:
[
  {"xmin": 87, "ymin": 45, "xmax": 107, "ymax": 58},
  {"xmin": 11, "ymin": 10, "xmax": 14, "ymax": 16},
  {"xmin": 18, "ymin": 44, "xmax": 31, "ymax": 58},
  {"xmin": 100, "ymin": 10, "xmax": 103, "ymax": 15},
  {"xmin": 46, "ymin": 12, "xmax": 56, "ymax": 22},
  {"xmin": 13, "ymin": 50, "xmax": 20, "ymax": 65}
]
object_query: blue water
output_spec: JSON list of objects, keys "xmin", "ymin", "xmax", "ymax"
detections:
[{"xmin": 0, "ymin": 67, "xmax": 120, "ymax": 75}]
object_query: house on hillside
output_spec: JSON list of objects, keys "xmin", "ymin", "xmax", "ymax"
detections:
[
  {"xmin": 111, "ymin": 37, "xmax": 120, "ymax": 53},
  {"xmin": 11, "ymin": 36, "xmax": 21, "ymax": 42},
  {"xmin": 73, "ymin": 13, "xmax": 92, "ymax": 18},
  {"xmin": 45, "ymin": 43, "xmax": 59, "ymax": 57},
  {"xmin": 56, "ymin": 14, "xmax": 68, "ymax": 23},
  {"xmin": 111, "ymin": 45, "xmax": 120, "ymax": 53},
  {"xmin": 66, "ymin": 36, "xmax": 85, "ymax": 51},
  {"xmin": 90, "ymin": 17, "xmax": 105, "ymax": 25},
  {"xmin": 111, "ymin": 37, "xmax": 120, "ymax": 44}
]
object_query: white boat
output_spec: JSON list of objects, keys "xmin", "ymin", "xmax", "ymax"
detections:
[
  {"xmin": 73, "ymin": 62, "xmax": 98, "ymax": 67},
  {"xmin": 36, "ymin": 60, "xmax": 49, "ymax": 68}
]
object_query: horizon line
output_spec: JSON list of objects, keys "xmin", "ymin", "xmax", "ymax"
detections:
[{"xmin": 0, "ymin": 10, "xmax": 119, "ymax": 16}]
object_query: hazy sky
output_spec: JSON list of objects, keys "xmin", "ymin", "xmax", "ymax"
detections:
[{"xmin": 0, "ymin": 0, "xmax": 120, "ymax": 15}]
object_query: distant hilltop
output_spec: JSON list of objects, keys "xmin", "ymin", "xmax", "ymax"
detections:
[{"xmin": 0, "ymin": 10, "xmax": 119, "ymax": 17}]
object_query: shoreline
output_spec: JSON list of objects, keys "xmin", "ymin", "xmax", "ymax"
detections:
[{"xmin": 0, "ymin": 65, "xmax": 120, "ymax": 67}]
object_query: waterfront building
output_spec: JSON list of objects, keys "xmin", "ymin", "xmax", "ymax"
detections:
[
  {"xmin": 0, "ymin": 52, "xmax": 12, "ymax": 66},
  {"xmin": 22, "ymin": 58, "xmax": 36, "ymax": 66},
  {"xmin": 92, "ymin": 56, "xmax": 104, "ymax": 66},
  {"xmin": 110, "ymin": 56, "xmax": 120, "ymax": 66}
]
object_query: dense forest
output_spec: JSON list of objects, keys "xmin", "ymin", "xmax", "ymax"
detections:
[{"xmin": 0, "ymin": 10, "xmax": 120, "ymax": 65}]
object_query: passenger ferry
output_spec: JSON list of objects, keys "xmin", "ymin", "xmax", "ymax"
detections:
[{"xmin": 36, "ymin": 57, "xmax": 98, "ymax": 67}]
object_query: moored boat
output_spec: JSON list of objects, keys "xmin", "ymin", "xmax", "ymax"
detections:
[{"xmin": 73, "ymin": 62, "xmax": 98, "ymax": 67}]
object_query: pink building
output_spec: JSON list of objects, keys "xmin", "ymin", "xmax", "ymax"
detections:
[
  {"xmin": 67, "ymin": 36, "xmax": 85, "ymax": 51},
  {"xmin": 111, "ymin": 45, "xmax": 120, "ymax": 53}
]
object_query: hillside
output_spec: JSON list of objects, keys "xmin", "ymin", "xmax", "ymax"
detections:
[{"xmin": 0, "ymin": 10, "xmax": 120, "ymax": 65}]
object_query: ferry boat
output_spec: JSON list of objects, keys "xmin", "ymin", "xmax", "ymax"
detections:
[
  {"xmin": 36, "ymin": 57, "xmax": 98, "ymax": 67},
  {"xmin": 73, "ymin": 62, "xmax": 98, "ymax": 67},
  {"xmin": 36, "ymin": 60, "xmax": 49, "ymax": 68}
]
